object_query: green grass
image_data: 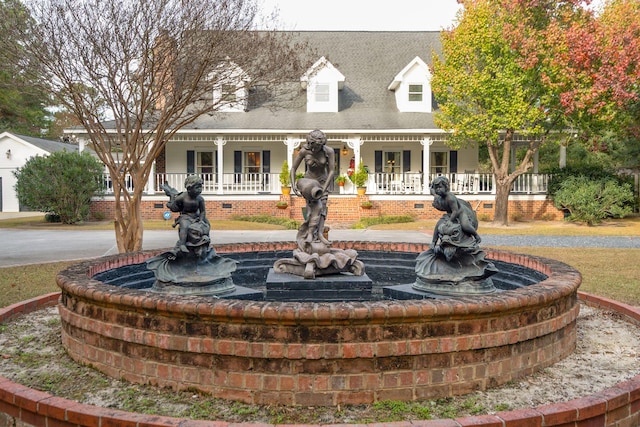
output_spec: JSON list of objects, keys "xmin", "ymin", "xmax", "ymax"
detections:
[
  {"xmin": 493, "ymin": 246, "xmax": 640, "ymax": 306},
  {"xmin": 0, "ymin": 261, "xmax": 74, "ymax": 307},
  {"xmin": 230, "ymin": 214, "xmax": 299, "ymax": 230}
]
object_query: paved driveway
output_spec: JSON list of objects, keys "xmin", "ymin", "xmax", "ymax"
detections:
[
  {"xmin": 1, "ymin": 225, "xmax": 639, "ymax": 267},
  {"xmin": 0, "ymin": 228, "xmax": 432, "ymax": 267}
]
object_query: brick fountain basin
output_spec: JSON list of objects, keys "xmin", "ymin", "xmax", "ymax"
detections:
[{"xmin": 52, "ymin": 241, "xmax": 583, "ymax": 407}]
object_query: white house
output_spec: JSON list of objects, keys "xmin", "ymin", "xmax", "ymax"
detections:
[
  {"xmin": 65, "ymin": 31, "xmax": 553, "ymax": 222},
  {"xmin": 0, "ymin": 132, "xmax": 78, "ymax": 212}
]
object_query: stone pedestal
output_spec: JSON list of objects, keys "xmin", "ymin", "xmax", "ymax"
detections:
[{"xmin": 266, "ymin": 268, "xmax": 372, "ymax": 302}]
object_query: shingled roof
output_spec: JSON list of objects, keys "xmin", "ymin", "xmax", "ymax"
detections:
[
  {"xmin": 9, "ymin": 133, "xmax": 78, "ymax": 153},
  {"xmin": 187, "ymin": 31, "xmax": 442, "ymax": 132}
]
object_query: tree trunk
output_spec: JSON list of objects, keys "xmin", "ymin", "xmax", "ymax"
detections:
[
  {"xmin": 493, "ymin": 175, "xmax": 512, "ymax": 226},
  {"xmin": 113, "ymin": 202, "xmax": 143, "ymax": 253},
  {"xmin": 112, "ymin": 176, "xmax": 146, "ymax": 253},
  {"xmin": 486, "ymin": 129, "xmax": 539, "ymax": 227}
]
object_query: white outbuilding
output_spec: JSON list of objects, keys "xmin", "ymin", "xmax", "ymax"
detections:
[{"xmin": 0, "ymin": 132, "xmax": 78, "ymax": 212}]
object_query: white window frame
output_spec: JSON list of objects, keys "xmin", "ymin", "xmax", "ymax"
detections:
[
  {"xmin": 244, "ymin": 151, "xmax": 261, "ymax": 174},
  {"xmin": 197, "ymin": 151, "xmax": 215, "ymax": 175},
  {"xmin": 221, "ymin": 84, "xmax": 238, "ymax": 103},
  {"xmin": 384, "ymin": 151, "xmax": 402, "ymax": 174},
  {"xmin": 314, "ymin": 83, "xmax": 330, "ymax": 103},
  {"xmin": 430, "ymin": 151, "xmax": 449, "ymax": 175},
  {"xmin": 408, "ymin": 84, "xmax": 423, "ymax": 102}
]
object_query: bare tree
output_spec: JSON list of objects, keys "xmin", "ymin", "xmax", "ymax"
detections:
[{"xmin": 13, "ymin": 0, "xmax": 310, "ymax": 252}]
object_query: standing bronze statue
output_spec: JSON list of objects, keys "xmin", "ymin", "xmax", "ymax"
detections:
[
  {"xmin": 290, "ymin": 129, "xmax": 335, "ymax": 249},
  {"xmin": 274, "ymin": 130, "xmax": 364, "ymax": 279}
]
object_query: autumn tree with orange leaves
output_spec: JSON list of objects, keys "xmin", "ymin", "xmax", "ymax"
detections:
[
  {"xmin": 432, "ymin": 0, "xmax": 593, "ymax": 225},
  {"xmin": 547, "ymin": 0, "xmax": 640, "ymax": 149}
]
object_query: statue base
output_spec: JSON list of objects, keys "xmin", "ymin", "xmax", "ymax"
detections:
[
  {"xmin": 266, "ymin": 268, "xmax": 372, "ymax": 302},
  {"xmin": 151, "ymin": 276, "xmax": 236, "ymax": 296},
  {"xmin": 146, "ymin": 246, "xmax": 239, "ymax": 297},
  {"xmin": 411, "ymin": 276, "xmax": 497, "ymax": 296},
  {"xmin": 273, "ymin": 247, "xmax": 365, "ymax": 279}
]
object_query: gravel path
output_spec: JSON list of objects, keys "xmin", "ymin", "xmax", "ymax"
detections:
[{"xmin": 1, "ymin": 304, "xmax": 638, "ymax": 423}]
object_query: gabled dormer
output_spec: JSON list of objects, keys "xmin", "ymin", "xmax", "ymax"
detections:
[
  {"xmin": 388, "ymin": 56, "xmax": 432, "ymax": 113},
  {"xmin": 301, "ymin": 56, "xmax": 345, "ymax": 113},
  {"xmin": 210, "ymin": 61, "xmax": 251, "ymax": 112}
]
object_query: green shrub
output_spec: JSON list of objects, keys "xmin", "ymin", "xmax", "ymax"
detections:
[
  {"xmin": 13, "ymin": 151, "xmax": 104, "ymax": 224},
  {"xmin": 477, "ymin": 213, "xmax": 492, "ymax": 222},
  {"xmin": 44, "ymin": 213, "xmax": 61, "ymax": 223},
  {"xmin": 546, "ymin": 164, "xmax": 633, "ymax": 199},
  {"xmin": 231, "ymin": 214, "xmax": 299, "ymax": 229},
  {"xmin": 351, "ymin": 215, "xmax": 415, "ymax": 229},
  {"xmin": 350, "ymin": 162, "xmax": 369, "ymax": 187},
  {"xmin": 279, "ymin": 160, "xmax": 290, "ymax": 187},
  {"xmin": 553, "ymin": 176, "xmax": 634, "ymax": 225}
]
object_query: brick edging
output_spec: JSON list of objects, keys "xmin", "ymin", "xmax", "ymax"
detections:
[
  {"xmin": 1, "ymin": 291, "xmax": 639, "ymax": 426},
  {"xmin": 54, "ymin": 245, "xmax": 581, "ymax": 405}
]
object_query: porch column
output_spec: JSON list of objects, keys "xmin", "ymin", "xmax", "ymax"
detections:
[
  {"xmin": 146, "ymin": 160, "xmax": 156, "ymax": 194},
  {"xmin": 215, "ymin": 137, "xmax": 226, "ymax": 195},
  {"xmin": 346, "ymin": 137, "xmax": 363, "ymax": 170},
  {"xmin": 284, "ymin": 137, "xmax": 302, "ymax": 168},
  {"xmin": 346, "ymin": 137, "xmax": 363, "ymax": 194},
  {"xmin": 532, "ymin": 149, "xmax": 539, "ymax": 193},
  {"xmin": 146, "ymin": 141, "xmax": 156, "ymax": 194},
  {"xmin": 420, "ymin": 137, "xmax": 432, "ymax": 195},
  {"xmin": 559, "ymin": 142, "xmax": 567, "ymax": 169}
]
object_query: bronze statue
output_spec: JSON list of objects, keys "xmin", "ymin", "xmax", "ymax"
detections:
[
  {"xmin": 146, "ymin": 175, "xmax": 237, "ymax": 296},
  {"xmin": 290, "ymin": 129, "xmax": 335, "ymax": 248},
  {"xmin": 163, "ymin": 175, "xmax": 211, "ymax": 257},
  {"xmin": 274, "ymin": 130, "xmax": 364, "ymax": 279},
  {"xmin": 414, "ymin": 176, "xmax": 497, "ymax": 295}
]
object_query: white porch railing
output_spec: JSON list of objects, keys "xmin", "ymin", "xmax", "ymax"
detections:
[
  {"xmin": 99, "ymin": 172, "xmax": 551, "ymax": 195},
  {"xmin": 157, "ymin": 172, "xmax": 280, "ymax": 194}
]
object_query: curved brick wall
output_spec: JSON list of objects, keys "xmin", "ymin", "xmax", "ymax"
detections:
[
  {"xmin": 1, "ymin": 291, "xmax": 639, "ymax": 426},
  {"xmin": 54, "ymin": 242, "xmax": 581, "ymax": 406}
]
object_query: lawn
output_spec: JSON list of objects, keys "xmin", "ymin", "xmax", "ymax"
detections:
[{"xmin": 1, "ymin": 215, "xmax": 639, "ymax": 307}]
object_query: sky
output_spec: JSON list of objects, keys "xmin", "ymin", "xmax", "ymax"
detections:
[{"xmin": 258, "ymin": 0, "xmax": 463, "ymax": 31}]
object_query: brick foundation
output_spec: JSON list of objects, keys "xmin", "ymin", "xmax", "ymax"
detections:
[{"xmin": 90, "ymin": 195, "xmax": 563, "ymax": 223}]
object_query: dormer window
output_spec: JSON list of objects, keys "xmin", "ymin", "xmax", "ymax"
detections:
[
  {"xmin": 210, "ymin": 61, "xmax": 250, "ymax": 112},
  {"xmin": 221, "ymin": 84, "xmax": 238, "ymax": 103},
  {"xmin": 314, "ymin": 84, "xmax": 330, "ymax": 103},
  {"xmin": 408, "ymin": 84, "xmax": 423, "ymax": 102},
  {"xmin": 301, "ymin": 56, "xmax": 345, "ymax": 113},
  {"xmin": 388, "ymin": 56, "xmax": 432, "ymax": 113}
]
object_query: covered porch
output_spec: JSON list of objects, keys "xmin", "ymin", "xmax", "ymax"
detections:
[{"xmin": 101, "ymin": 171, "xmax": 551, "ymax": 196}]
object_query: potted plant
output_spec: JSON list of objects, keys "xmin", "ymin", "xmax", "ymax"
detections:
[
  {"xmin": 276, "ymin": 200, "xmax": 289, "ymax": 209},
  {"xmin": 350, "ymin": 162, "xmax": 369, "ymax": 194},
  {"xmin": 360, "ymin": 200, "xmax": 373, "ymax": 209},
  {"xmin": 335, "ymin": 175, "xmax": 347, "ymax": 186},
  {"xmin": 279, "ymin": 160, "xmax": 291, "ymax": 195}
]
